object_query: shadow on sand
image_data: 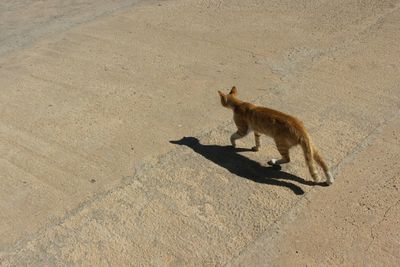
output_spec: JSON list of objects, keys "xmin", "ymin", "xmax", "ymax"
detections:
[{"xmin": 170, "ymin": 137, "xmax": 327, "ymax": 195}]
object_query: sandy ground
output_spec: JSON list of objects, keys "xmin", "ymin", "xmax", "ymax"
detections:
[
  {"xmin": 0, "ymin": 0, "xmax": 399, "ymax": 265},
  {"xmin": 0, "ymin": 0, "xmax": 153, "ymax": 57}
]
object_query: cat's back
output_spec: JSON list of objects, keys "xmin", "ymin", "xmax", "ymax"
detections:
[
  {"xmin": 247, "ymin": 104, "xmax": 305, "ymax": 135},
  {"xmin": 256, "ymin": 106, "xmax": 302, "ymax": 125}
]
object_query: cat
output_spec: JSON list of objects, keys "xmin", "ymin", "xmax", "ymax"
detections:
[{"xmin": 218, "ymin": 86, "xmax": 334, "ymax": 185}]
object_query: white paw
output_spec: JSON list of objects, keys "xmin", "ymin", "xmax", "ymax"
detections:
[
  {"xmin": 326, "ymin": 172, "xmax": 334, "ymax": 185},
  {"xmin": 267, "ymin": 159, "xmax": 278, "ymax": 165},
  {"xmin": 311, "ymin": 171, "xmax": 321, "ymax": 182}
]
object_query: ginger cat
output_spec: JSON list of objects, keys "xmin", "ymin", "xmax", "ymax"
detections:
[{"xmin": 218, "ymin": 86, "xmax": 334, "ymax": 185}]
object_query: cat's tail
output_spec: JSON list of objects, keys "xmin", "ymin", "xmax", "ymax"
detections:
[{"xmin": 300, "ymin": 133, "xmax": 334, "ymax": 185}]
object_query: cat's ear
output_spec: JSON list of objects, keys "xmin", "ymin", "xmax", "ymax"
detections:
[
  {"xmin": 229, "ymin": 86, "xmax": 238, "ymax": 96},
  {"xmin": 218, "ymin": 90, "xmax": 228, "ymax": 107}
]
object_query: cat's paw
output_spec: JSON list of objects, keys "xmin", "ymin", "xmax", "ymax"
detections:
[
  {"xmin": 251, "ymin": 146, "xmax": 259, "ymax": 152},
  {"xmin": 326, "ymin": 171, "xmax": 334, "ymax": 185},
  {"xmin": 311, "ymin": 172, "xmax": 321, "ymax": 183},
  {"xmin": 267, "ymin": 159, "xmax": 279, "ymax": 166}
]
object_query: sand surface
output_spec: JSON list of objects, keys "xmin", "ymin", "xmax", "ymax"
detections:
[{"xmin": 0, "ymin": 0, "xmax": 399, "ymax": 265}]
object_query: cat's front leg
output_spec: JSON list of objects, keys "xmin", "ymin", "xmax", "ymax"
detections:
[
  {"xmin": 252, "ymin": 132, "xmax": 261, "ymax": 151},
  {"xmin": 230, "ymin": 131, "xmax": 247, "ymax": 148}
]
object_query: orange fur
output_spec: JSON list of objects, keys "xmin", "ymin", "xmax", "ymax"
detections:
[{"xmin": 218, "ymin": 86, "xmax": 334, "ymax": 185}]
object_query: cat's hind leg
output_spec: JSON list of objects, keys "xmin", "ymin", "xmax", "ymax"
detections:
[
  {"xmin": 252, "ymin": 132, "xmax": 261, "ymax": 151},
  {"xmin": 313, "ymin": 149, "xmax": 334, "ymax": 184},
  {"xmin": 268, "ymin": 138, "xmax": 290, "ymax": 165}
]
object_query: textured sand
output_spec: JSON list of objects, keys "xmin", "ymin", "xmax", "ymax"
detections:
[{"xmin": 0, "ymin": 0, "xmax": 399, "ymax": 265}]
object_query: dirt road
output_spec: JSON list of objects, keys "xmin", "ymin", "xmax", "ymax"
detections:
[{"xmin": 1, "ymin": 0, "xmax": 399, "ymax": 265}]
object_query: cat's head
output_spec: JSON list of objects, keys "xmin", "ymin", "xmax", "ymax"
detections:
[
  {"xmin": 169, "ymin": 137, "xmax": 199, "ymax": 147},
  {"xmin": 218, "ymin": 86, "xmax": 238, "ymax": 109}
]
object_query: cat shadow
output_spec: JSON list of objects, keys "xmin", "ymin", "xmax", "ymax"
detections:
[{"xmin": 170, "ymin": 137, "xmax": 327, "ymax": 195}]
